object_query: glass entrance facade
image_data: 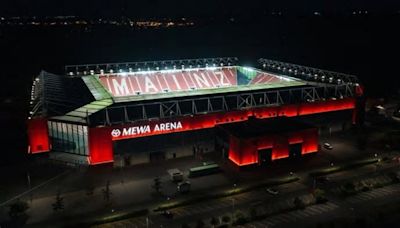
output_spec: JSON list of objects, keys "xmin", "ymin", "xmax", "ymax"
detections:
[{"xmin": 48, "ymin": 121, "xmax": 89, "ymax": 156}]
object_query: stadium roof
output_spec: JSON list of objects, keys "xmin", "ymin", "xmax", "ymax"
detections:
[{"xmin": 83, "ymin": 66, "xmax": 306, "ymax": 103}]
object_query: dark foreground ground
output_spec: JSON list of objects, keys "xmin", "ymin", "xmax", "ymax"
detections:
[{"xmin": 0, "ymin": 113, "xmax": 399, "ymax": 227}]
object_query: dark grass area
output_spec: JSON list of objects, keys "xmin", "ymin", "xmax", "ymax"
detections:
[
  {"xmin": 309, "ymin": 158, "xmax": 378, "ymax": 177},
  {"xmin": 0, "ymin": 160, "xmax": 68, "ymax": 203}
]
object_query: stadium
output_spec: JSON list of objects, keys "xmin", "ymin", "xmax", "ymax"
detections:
[{"xmin": 27, "ymin": 57, "xmax": 364, "ymax": 167}]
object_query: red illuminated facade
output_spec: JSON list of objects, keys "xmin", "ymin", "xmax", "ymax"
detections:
[
  {"xmin": 89, "ymin": 98, "xmax": 355, "ymax": 165},
  {"xmin": 88, "ymin": 127, "xmax": 114, "ymax": 165},
  {"xmin": 27, "ymin": 118, "xmax": 50, "ymax": 154},
  {"xmin": 27, "ymin": 97, "xmax": 356, "ymax": 165},
  {"xmin": 227, "ymin": 127, "xmax": 318, "ymax": 166},
  {"xmin": 110, "ymin": 98, "xmax": 356, "ymax": 141}
]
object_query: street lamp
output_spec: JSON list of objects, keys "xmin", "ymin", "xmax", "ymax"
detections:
[{"xmin": 231, "ymin": 198, "xmax": 235, "ymax": 219}]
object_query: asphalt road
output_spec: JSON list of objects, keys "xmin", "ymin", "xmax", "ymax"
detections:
[{"xmin": 98, "ymin": 158, "xmax": 400, "ymax": 227}]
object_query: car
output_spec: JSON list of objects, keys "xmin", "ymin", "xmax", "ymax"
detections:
[
  {"xmin": 315, "ymin": 176, "xmax": 330, "ymax": 184},
  {"xmin": 323, "ymin": 143, "xmax": 333, "ymax": 150},
  {"xmin": 177, "ymin": 181, "xmax": 191, "ymax": 193},
  {"xmin": 167, "ymin": 168, "xmax": 183, "ymax": 182},
  {"xmin": 266, "ymin": 188, "xmax": 279, "ymax": 195}
]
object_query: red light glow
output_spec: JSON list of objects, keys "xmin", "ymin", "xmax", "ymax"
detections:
[
  {"xmin": 27, "ymin": 118, "xmax": 50, "ymax": 154},
  {"xmin": 88, "ymin": 127, "xmax": 114, "ymax": 165},
  {"xmin": 227, "ymin": 128, "xmax": 319, "ymax": 166},
  {"xmin": 84, "ymin": 98, "xmax": 353, "ymax": 165}
]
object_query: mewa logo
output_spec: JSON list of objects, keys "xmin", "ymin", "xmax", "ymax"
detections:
[{"xmin": 111, "ymin": 129, "xmax": 121, "ymax": 137}]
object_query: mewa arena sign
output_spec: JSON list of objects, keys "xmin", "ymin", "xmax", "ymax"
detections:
[{"xmin": 111, "ymin": 121, "xmax": 183, "ymax": 140}]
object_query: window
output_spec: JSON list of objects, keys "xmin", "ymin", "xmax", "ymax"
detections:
[{"xmin": 47, "ymin": 121, "xmax": 89, "ymax": 156}]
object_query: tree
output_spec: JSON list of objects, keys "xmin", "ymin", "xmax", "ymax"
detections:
[
  {"xmin": 124, "ymin": 154, "xmax": 131, "ymax": 166},
  {"xmin": 249, "ymin": 206, "xmax": 258, "ymax": 220},
  {"xmin": 234, "ymin": 210, "xmax": 247, "ymax": 225},
  {"xmin": 102, "ymin": 180, "xmax": 112, "ymax": 202},
  {"xmin": 8, "ymin": 200, "xmax": 29, "ymax": 221},
  {"xmin": 86, "ymin": 184, "xmax": 94, "ymax": 196},
  {"xmin": 293, "ymin": 197, "xmax": 305, "ymax": 209},
  {"xmin": 222, "ymin": 215, "xmax": 231, "ymax": 224},
  {"xmin": 52, "ymin": 191, "xmax": 64, "ymax": 212},
  {"xmin": 343, "ymin": 182, "xmax": 356, "ymax": 195},
  {"xmin": 313, "ymin": 188, "xmax": 328, "ymax": 204},
  {"xmin": 181, "ymin": 223, "xmax": 190, "ymax": 228},
  {"xmin": 152, "ymin": 177, "xmax": 162, "ymax": 194},
  {"xmin": 210, "ymin": 216, "xmax": 220, "ymax": 226},
  {"xmin": 195, "ymin": 219, "xmax": 205, "ymax": 228}
]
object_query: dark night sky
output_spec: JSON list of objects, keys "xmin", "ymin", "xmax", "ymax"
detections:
[{"xmin": 0, "ymin": 0, "xmax": 399, "ymax": 17}]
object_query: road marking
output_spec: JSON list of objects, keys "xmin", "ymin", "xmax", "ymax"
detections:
[
  {"xmin": 265, "ymin": 220, "xmax": 276, "ymax": 226},
  {"xmin": 378, "ymin": 188, "xmax": 392, "ymax": 194},
  {"xmin": 358, "ymin": 194, "xmax": 373, "ymax": 201},
  {"xmin": 306, "ymin": 206, "xmax": 323, "ymax": 214},
  {"xmin": 310, "ymin": 208, "xmax": 324, "ymax": 215},
  {"xmin": 319, "ymin": 205, "xmax": 333, "ymax": 213},
  {"xmin": 301, "ymin": 209, "xmax": 315, "ymax": 216},
  {"xmin": 252, "ymin": 221, "xmax": 268, "ymax": 227},
  {"xmin": 281, "ymin": 213, "xmax": 297, "ymax": 221},
  {"xmin": 369, "ymin": 191, "xmax": 384, "ymax": 197},
  {"xmin": 328, "ymin": 202, "xmax": 339, "ymax": 208},
  {"xmin": 291, "ymin": 211, "xmax": 306, "ymax": 219},
  {"xmin": 268, "ymin": 217, "xmax": 281, "ymax": 225},
  {"xmin": 262, "ymin": 219, "xmax": 276, "ymax": 226},
  {"xmin": 273, "ymin": 215, "xmax": 289, "ymax": 223}
]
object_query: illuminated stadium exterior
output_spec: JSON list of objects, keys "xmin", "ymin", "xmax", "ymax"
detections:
[{"xmin": 27, "ymin": 57, "xmax": 364, "ymax": 166}]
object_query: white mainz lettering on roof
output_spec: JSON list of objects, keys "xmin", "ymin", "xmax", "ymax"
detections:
[
  {"xmin": 192, "ymin": 72, "xmax": 211, "ymax": 88},
  {"xmin": 215, "ymin": 71, "xmax": 230, "ymax": 86},
  {"xmin": 112, "ymin": 78, "xmax": 130, "ymax": 96},
  {"xmin": 144, "ymin": 76, "xmax": 158, "ymax": 93}
]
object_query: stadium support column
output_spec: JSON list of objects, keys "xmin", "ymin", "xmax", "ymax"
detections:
[
  {"xmin": 300, "ymin": 128, "xmax": 319, "ymax": 154},
  {"xmin": 88, "ymin": 127, "xmax": 114, "ymax": 165},
  {"xmin": 228, "ymin": 136, "xmax": 257, "ymax": 166},
  {"xmin": 272, "ymin": 136, "xmax": 289, "ymax": 160},
  {"xmin": 27, "ymin": 118, "xmax": 50, "ymax": 154},
  {"xmin": 353, "ymin": 84, "xmax": 365, "ymax": 126}
]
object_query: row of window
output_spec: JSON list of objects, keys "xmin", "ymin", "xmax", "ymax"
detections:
[{"xmin": 48, "ymin": 121, "xmax": 89, "ymax": 156}]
